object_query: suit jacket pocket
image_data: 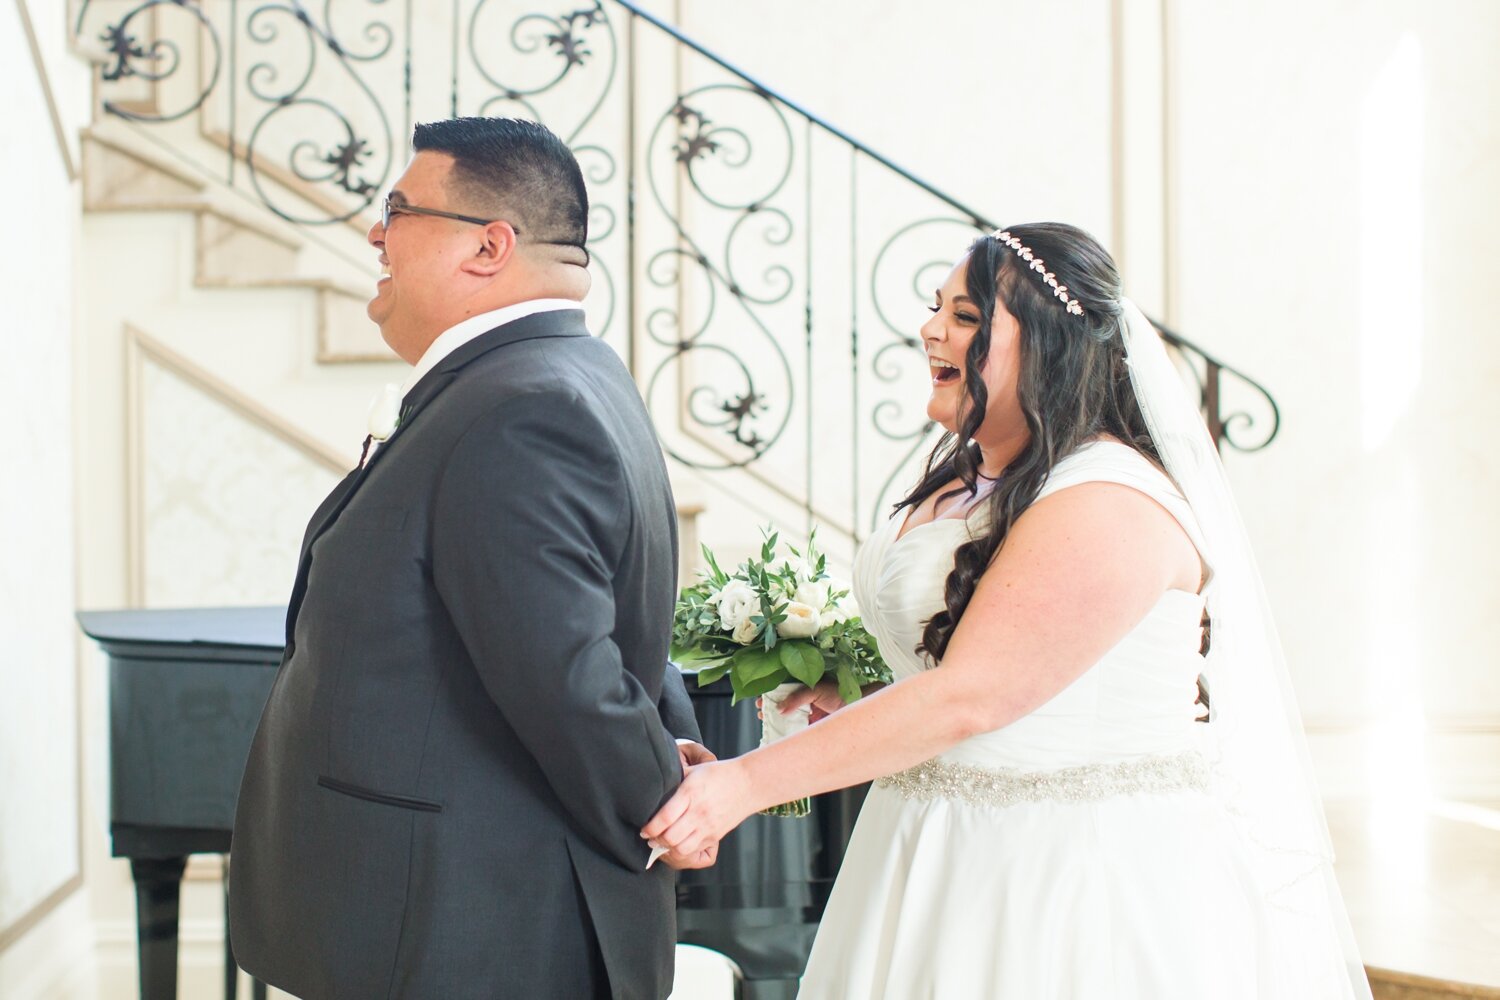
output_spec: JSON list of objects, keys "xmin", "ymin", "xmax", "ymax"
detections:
[{"xmin": 317, "ymin": 775, "xmax": 442, "ymax": 813}]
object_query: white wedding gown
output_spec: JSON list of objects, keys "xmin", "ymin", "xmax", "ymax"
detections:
[{"xmin": 798, "ymin": 441, "xmax": 1353, "ymax": 999}]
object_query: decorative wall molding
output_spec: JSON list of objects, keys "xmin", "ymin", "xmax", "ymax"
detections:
[
  {"xmin": 0, "ymin": 874, "xmax": 83, "ymax": 956},
  {"xmin": 124, "ymin": 324, "xmax": 347, "ymax": 606},
  {"xmin": 0, "ymin": 894, "xmax": 96, "ymax": 995}
]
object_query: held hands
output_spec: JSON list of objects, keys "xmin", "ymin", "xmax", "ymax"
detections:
[
  {"xmin": 642, "ymin": 759, "xmax": 756, "ymax": 868},
  {"xmin": 652, "ymin": 741, "xmax": 723, "ymax": 870},
  {"xmin": 651, "ymin": 683, "xmax": 891, "ymax": 869}
]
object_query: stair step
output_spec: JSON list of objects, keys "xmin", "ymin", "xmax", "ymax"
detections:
[
  {"xmin": 82, "ymin": 125, "xmax": 389, "ymax": 364},
  {"xmin": 82, "ymin": 131, "xmax": 204, "ymax": 211},
  {"xmin": 194, "ymin": 209, "xmax": 302, "ymax": 285},
  {"xmin": 315, "ymin": 284, "xmax": 394, "ymax": 364}
]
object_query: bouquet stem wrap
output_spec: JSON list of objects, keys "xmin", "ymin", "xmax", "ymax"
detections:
[{"xmin": 758, "ymin": 682, "xmax": 813, "ymax": 817}]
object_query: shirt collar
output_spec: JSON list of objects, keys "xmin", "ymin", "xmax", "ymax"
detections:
[{"xmin": 400, "ymin": 299, "xmax": 580, "ymax": 397}]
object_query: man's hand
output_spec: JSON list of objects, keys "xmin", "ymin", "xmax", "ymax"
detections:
[
  {"xmin": 676, "ymin": 739, "xmax": 717, "ymax": 772},
  {"xmin": 642, "ymin": 759, "xmax": 756, "ymax": 863},
  {"xmin": 656, "ymin": 744, "xmax": 721, "ymax": 869},
  {"xmin": 659, "ymin": 840, "xmax": 719, "ymax": 870}
]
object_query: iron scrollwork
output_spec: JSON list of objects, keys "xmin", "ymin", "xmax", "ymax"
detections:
[
  {"xmin": 1157, "ymin": 328, "xmax": 1282, "ymax": 453},
  {"xmin": 642, "ymin": 85, "xmax": 797, "ymax": 471},
  {"xmin": 80, "ymin": 0, "xmax": 223, "ymax": 123},
  {"xmin": 463, "ymin": 1, "xmax": 621, "ymax": 337},
  {"xmin": 242, "ymin": 2, "xmax": 396, "ymax": 224}
]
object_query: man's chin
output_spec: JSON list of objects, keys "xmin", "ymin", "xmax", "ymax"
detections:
[{"xmin": 369, "ymin": 312, "xmax": 401, "ymax": 359}]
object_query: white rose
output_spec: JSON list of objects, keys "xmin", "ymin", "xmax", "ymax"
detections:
[
  {"xmin": 780, "ymin": 556, "xmax": 818, "ymax": 586},
  {"xmin": 710, "ymin": 580, "xmax": 758, "ymax": 631},
  {"xmin": 820, "ymin": 588, "xmax": 859, "ymax": 631},
  {"xmin": 793, "ymin": 579, "xmax": 831, "ymax": 612},
  {"xmin": 731, "ymin": 618, "xmax": 760, "ymax": 645},
  {"xmin": 776, "ymin": 602, "xmax": 821, "ymax": 639}
]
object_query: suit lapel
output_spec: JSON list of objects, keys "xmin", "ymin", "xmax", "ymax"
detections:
[
  {"xmin": 283, "ymin": 469, "xmax": 359, "ymax": 646},
  {"xmin": 282, "ymin": 309, "xmax": 591, "ymax": 644}
]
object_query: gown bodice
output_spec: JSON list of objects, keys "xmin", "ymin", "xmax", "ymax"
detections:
[{"xmin": 852, "ymin": 440, "xmax": 1209, "ymax": 771}]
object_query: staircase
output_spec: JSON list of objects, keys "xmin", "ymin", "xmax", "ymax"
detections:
[{"xmin": 70, "ymin": 0, "xmax": 1282, "ymax": 589}]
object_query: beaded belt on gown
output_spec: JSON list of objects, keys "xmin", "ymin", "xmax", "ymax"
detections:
[{"xmin": 876, "ymin": 750, "xmax": 1210, "ymax": 807}]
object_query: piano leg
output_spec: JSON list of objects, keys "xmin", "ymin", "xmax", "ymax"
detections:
[{"xmin": 130, "ymin": 856, "xmax": 187, "ymax": 1000}]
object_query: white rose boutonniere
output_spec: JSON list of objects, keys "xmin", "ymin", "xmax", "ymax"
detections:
[{"xmin": 367, "ymin": 383, "xmax": 404, "ymax": 442}]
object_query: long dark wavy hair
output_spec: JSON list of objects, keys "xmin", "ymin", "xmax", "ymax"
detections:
[{"xmin": 897, "ymin": 222, "xmax": 1158, "ymax": 663}]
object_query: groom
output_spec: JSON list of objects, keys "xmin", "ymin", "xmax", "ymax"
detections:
[{"xmin": 230, "ymin": 118, "xmax": 707, "ymax": 1000}]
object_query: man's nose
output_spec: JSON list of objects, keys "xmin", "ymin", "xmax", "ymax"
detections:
[{"xmin": 367, "ymin": 217, "xmax": 385, "ymax": 248}]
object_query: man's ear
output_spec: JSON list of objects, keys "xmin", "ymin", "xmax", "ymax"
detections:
[{"xmin": 459, "ymin": 221, "xmax": 519, "ymax": 278}]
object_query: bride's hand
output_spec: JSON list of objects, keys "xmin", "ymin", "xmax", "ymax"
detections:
[
  {"xmin": 762, "ymin": 679, "xmax": 888, "ymax": 723},
  {"xmin": 641, "ymin": 759, "xmax": 755, "ymax": 861}
]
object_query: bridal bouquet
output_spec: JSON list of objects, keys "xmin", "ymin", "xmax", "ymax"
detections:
[{"xmin": 671, "ymin": 529, "xmax": 891, "ymax": 816}]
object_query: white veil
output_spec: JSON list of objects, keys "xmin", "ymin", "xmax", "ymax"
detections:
[{"xmin": 1120, "ymin": 299, "xmax": 1372, "ymax": 999}]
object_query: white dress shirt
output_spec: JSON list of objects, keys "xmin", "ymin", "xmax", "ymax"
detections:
[
  {"xmin": 400, "ymin": 297, "xmax": 582, "ymax": 396},
  {"xmin": 363, "ymin": 298, "xmax": 581, "ymax": 467}
]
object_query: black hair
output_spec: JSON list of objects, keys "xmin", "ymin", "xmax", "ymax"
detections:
[
  {"xmin": 411, "ymin": 117, "xmax": 588, "ymax": 254},
  {"xmin": 897, "ymin": 222, "xmax": 1158, "ymax": 662}
]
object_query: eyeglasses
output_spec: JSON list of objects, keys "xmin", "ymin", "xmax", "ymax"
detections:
[{"xmin": 381, "ymin": 195, "xmax": 520, "ymax": 234}]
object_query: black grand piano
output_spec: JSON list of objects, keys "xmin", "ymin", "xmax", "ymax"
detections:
[{"xmin": 78, "ymin": 607, "xmax": 867, "ymax": 1000}]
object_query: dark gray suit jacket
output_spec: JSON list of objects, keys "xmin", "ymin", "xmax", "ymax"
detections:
[{"xmin": 230, "ymin": 309, "xmax": 698, "ymax": 1000}]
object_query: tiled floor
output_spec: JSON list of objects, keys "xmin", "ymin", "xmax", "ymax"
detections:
[{"xmin": 1327, "ymin": 799, "xmax": 1500, "ymax": 991}]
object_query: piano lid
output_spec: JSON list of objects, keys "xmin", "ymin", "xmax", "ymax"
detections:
[{"xmin": 77, "ymin": 606, "xmax": 286, "ymax": 652}]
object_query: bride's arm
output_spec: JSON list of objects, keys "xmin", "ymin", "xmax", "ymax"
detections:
[{"xmin": 642, "ymin": 481, "xmax": 1198, "ymax": 860}]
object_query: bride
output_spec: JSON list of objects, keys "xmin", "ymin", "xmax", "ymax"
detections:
[{"xmin": 644, "ymin": 223, "xmax": 1372, "ymax": 999}]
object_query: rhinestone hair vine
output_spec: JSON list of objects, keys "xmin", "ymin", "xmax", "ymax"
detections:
[{"xmin": 990, "ymin": 230, "xmax": 1085, "ymax": 316}]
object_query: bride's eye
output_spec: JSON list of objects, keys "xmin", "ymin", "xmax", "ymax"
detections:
[{"xmin": 955, "ymin": 312, "xmax": 978, "ymax": 324}]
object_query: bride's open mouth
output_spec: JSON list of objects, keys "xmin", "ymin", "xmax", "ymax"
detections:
[{"xmin": 929, "ymin": 357, "xmax": 961, "ymax": 386}]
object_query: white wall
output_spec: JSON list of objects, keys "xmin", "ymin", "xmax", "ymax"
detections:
[
  {"xmin": 0, "ymin": 0, "xmax": 89, "ymax": 992},
  {"xmin": 1169, "ymin": 0, "xmax": 1500, "ymax": 799}
]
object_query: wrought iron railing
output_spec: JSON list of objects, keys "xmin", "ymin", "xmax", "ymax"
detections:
[{"xmin": 74, "ymin": 0, "xmax": 1279, "ymax": 543}]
